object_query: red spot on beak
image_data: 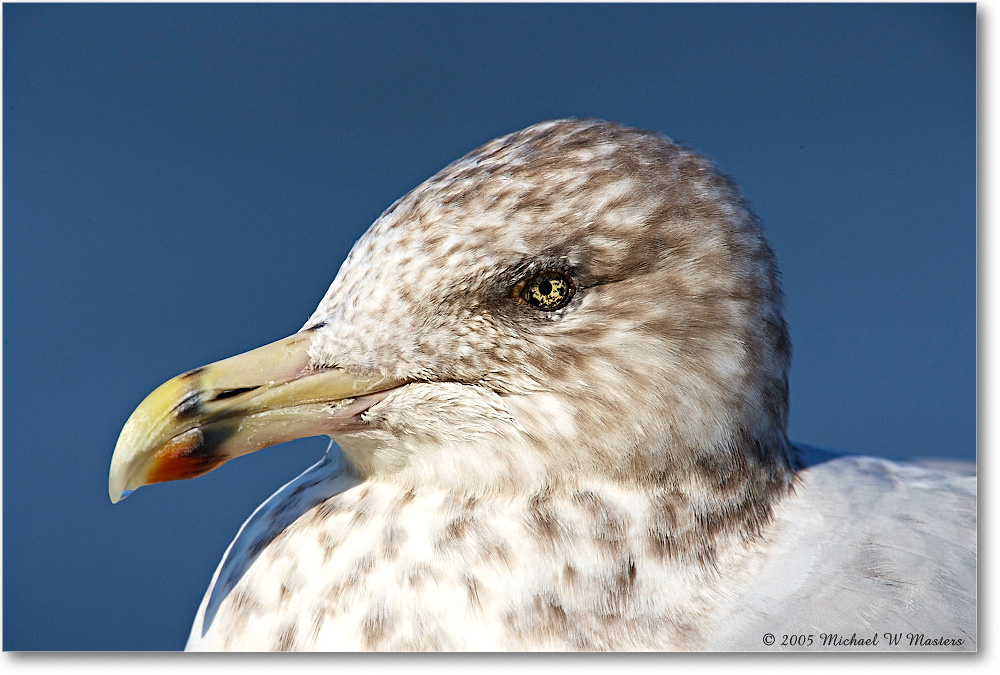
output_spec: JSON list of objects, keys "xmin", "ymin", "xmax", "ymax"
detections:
[{"xmin": 146, "ymin": 432, "xmax": 229, "ymax": 484}]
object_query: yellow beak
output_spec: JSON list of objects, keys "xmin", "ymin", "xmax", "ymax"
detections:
[{"xmin": 108, "ymin": 330, "xmax": 402, "ymax": 503}]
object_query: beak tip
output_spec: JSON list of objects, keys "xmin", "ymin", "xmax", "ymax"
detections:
[
  {"xmin": 109, "ymin": 473, "xmax": 126, "ymax": 504},
  {"xmin": 108, "ymin": 450, "xmax": 137, "ymax": 504},
  {"xmin": 109, "ymin": 487, "xmax": 134, "ymax": 504}
]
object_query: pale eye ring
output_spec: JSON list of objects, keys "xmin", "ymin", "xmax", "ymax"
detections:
[{"xmin": 515, "ymin": 270, "xmax": 575, "ymax": 311}]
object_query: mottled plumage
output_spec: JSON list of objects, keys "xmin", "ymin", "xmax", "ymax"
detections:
[
  {"xmin": 112, "ymin": 119, "xmax": 975, "ymax": 651},
  {"xmin": 188, "ymin": 446, "xmax": 974, "ymax": 650}
]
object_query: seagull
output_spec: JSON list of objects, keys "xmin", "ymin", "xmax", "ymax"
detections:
[{"xmin": 109, "ymin": 119, "xmax": 976, "ymax": 651}]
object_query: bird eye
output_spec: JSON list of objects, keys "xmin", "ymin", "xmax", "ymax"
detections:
[{"xmin": 516, "ymin": 270, "xmax": 575, "ymax": 311}]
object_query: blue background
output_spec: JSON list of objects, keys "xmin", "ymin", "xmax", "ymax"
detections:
[{"xmin": 3, "ymin": 4, "xmax": 975, "ymax": 650}]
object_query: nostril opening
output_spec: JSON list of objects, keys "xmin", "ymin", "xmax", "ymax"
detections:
[{"xmin": 212, "ymin": 386, "xmax": 260, "ymax": 401}]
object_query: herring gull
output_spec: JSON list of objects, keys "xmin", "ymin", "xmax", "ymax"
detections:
[{"xmin": 109, "ymin": 119, "xmax": 976, "ymax": 651}]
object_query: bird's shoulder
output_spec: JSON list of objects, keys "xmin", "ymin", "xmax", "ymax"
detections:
[{"xmin": 706, "ymin": 446, "xmax": 977, "ymax": 650}]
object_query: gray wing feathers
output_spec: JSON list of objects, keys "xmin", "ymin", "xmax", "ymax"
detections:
[{"xmin": 712, "ymin": 447, "xmax": 976, "ymax": 650}]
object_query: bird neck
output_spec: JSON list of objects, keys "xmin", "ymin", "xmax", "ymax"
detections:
[{"xmin": 340, "ymin": 428, "xmax": 797, "ymax": 568}]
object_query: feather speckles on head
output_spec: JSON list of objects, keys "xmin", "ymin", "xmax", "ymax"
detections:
[{"xmin": 300, "ymin": 118, "xmax": 794, "ymax": 499}]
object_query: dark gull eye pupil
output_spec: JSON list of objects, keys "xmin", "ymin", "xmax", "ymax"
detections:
[{"xmin": 519, "ymin": 270, "xmax": 574, "ymax": 311}]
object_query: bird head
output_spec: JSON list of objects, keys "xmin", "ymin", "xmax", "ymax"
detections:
[{"xmin": 109, "ymin": 119, "xmax": 794, "ymax": 503}]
